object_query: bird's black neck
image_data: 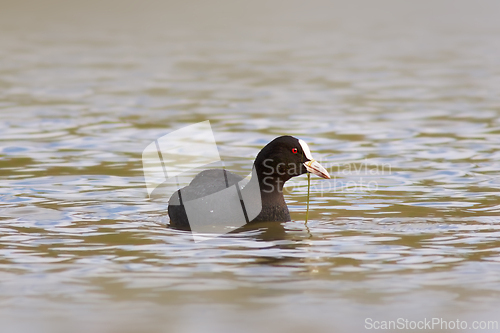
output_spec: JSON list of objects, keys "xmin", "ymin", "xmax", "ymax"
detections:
[
  {"xmin": 254, "ymin": 160, "xmax": 290, "ymax": 196},
  {"xmin": 243, "ymin": 165, "xmax": 290, "ymax": 223}
]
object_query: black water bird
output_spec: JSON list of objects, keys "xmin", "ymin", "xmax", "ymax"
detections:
[{"xmin": 168, "ymin": 136, "xmax": 330, "ymax": 231}]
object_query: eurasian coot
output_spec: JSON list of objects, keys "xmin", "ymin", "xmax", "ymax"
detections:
[{"xmin": 168, "ymin": 136, "xmax": 330, "ymax": 231}]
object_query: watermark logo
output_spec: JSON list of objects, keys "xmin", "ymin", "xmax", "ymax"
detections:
[
  {"xmin": 365, "ymin": 317, "xmax": 498, "ymax": 330},
  {"xmin": 142, "ymin": 121, "xmax": 261, "ymax": 241},
  {"xmin": 284, "ymin": 159, "xmax": 391, "ymax": 195}
]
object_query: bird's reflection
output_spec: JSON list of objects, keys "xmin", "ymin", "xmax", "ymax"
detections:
[
  {"xmin": 230, "ymin": 221, "xmax": 287, "ymax": 241},
  {"xmin": 168, "ymin": 220, "xmax": 288, "ymax": 242}
]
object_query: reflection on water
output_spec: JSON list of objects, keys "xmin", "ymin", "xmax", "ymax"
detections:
[{"xmin": 1, "ymin": 0, "xmax": 500, "ymax": 332}]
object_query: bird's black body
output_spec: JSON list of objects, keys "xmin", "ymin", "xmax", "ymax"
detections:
[
  {"xmin": 168, "ymin": 169, "xmax": 244, "ymax": 230},
  {"xmin": 168, "ymin": 136, "xmax": 323, "ymax": 231}
]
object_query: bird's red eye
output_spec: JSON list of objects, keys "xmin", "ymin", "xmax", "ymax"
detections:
[{"xmin": 292, "ymin": 148, "xmax": 298, "ymax": 154}]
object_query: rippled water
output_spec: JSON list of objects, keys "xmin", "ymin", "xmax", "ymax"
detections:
[{"xmin": 1, "ymin": 1, "xmax": 500, "ymax": 332}]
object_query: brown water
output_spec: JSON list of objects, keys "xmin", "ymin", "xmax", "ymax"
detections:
[{"xmin": 1, "ymin": 1, "xmax": 500, "ymax": 332}]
